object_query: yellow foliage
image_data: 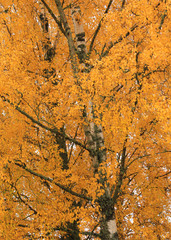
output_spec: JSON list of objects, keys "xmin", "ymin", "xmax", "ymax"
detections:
[{"xmin": 0, "ymin": 0, "xmax": 170, "ymax": 239}]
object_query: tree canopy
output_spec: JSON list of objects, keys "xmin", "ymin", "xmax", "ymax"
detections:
[{"xmin": 0, "ymin": 0, "xmax": 170, "ymax": 239}]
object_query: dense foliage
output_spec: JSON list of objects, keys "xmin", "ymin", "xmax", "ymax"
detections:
[{"xmin": 0, "ymin": 0, "xmax": 170, "ymax": 239}]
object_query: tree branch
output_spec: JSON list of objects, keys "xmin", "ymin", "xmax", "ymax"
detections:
[
  {"xmin": 112, "ymin": 146, "xmax": 126, "ymax": 203},
  {"xmin": 100, "ymin": 24, "xmax": 138, "ymax": 59},
  {"xmin": 14, "ymin": 160, "xmax": 92, "ymax": 201},
  {"xmin": 159, "ymin": 10, "xmax": 167, "ymax": 30},
  {"xmin": 0, "ymin": 95, "xmax": 93, "ymax": 154},
  {"xmin": 12, "ymin": 184, "xmax": 37, "ymax": 215},
  {"xmin": 155, "ymin": 171, "xmax": 171, "ymax": 179},
  {"xmin": 40, "ymin": 0, "xmax": 66, "ymax": 36},
  {"xmin": 121, "ymin": 0, "xmax": 126, "ymax": 9},
  {"xmin": 88, "ymin": 0, "xmax": 114, "ymax": 56},
  {"xmin": 54, "ymin": 0, "xmax": 77, "ymax": 73},
  {"xmin": 127, "ymin": 150, "xmax": 171, "ymax": 169}
]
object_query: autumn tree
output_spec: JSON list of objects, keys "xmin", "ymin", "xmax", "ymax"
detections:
[{"xmin": 0, "ymin": 0, "xmax": 170, "ymax": 239}]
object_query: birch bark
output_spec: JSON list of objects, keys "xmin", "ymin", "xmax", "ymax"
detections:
[{"xmin": 71, "ymin": 5, "xmax": 119, "ymax": 240}]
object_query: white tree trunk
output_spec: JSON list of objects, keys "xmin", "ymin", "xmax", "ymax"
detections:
[{"xmin": 71, "ymin": 6, "xmax": 119, "ymax": 240}]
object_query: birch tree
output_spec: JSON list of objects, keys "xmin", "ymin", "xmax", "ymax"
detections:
[{"xmin": 0, "ymin": 0, "xmax": 170, "ymax": 239}]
